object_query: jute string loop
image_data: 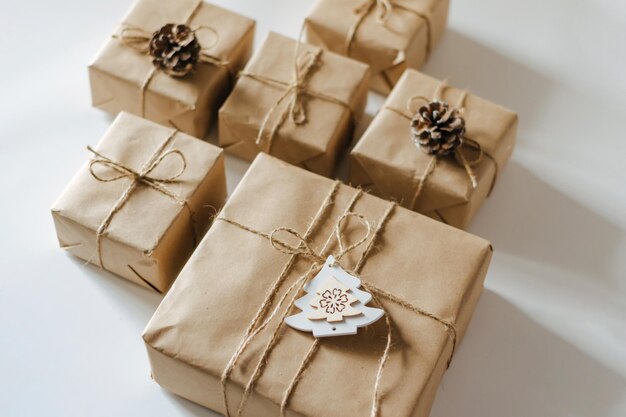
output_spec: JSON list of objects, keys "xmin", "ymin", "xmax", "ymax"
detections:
[
  {"xmin": 114, "ymin": 0, "xmax": 231, "ymax": 117},
  {"xmin": 384, "ymin": 80, "xmax": 499, "ymax": 212},
  {"xmin": 217, "ymin": 186, "xmax": 457, "ymax": 417},
  {"xmin": 87, "ymin": 130, "xmax": 197, "ymax": 270},
  {"xmin": 269, "ymin": 212, "xmax": 371, "ymax": 266},
  {"xmin": 345, "ymin": 0, "xmax": 432, "ymax": 59},
  {"xmin": 238, "ymin": 27, "xmax": 354, "ymax": 154}
]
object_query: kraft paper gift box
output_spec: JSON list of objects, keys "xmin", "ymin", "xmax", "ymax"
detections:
[
  {"xmin": 89, "ymin": 0, "xmax": 255, "ymax": 138},
  {"xmin": 305, "ymin": 0, "xmax": 449, "ymax": 94},
  {"xmin": 51, "ymin": 112, "xmax": 226, "ymax": 293},
  {"xmin": 350, "ymin": 69, "xmax": 518, "ymax": 229},
  {"xmin": 143, "ymin": 153, "xmax": 492, "ymax": 417},
  {"xmin": 218, "ymin": 32, "xmax": 370, "ymax": 177}
]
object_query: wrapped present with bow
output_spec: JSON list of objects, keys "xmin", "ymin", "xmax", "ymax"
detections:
[
  {"xmin": 143, "ymin": 153, "xmax": 492, "ymax": 417},
  {"xmin": 218, "ymin": 32, "xmax": 370, "ymax": 177},
  {"xmin": 51, "ymin": 112, "xmax": 226, "ymax": 293},
  {"xmin": 350, "ymin": 69, "xmax": 518, "ymax": 229},
  {"xmin": 305, "ymin": 0, "xmax": 449, "ymax": 94},
  {"xmin": 89, "ymin": 0, "xmax": 255, "ymax": 138}
]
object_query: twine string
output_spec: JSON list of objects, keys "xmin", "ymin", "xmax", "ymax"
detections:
[
  {"xmin": 87, "ymin": 130, "xmax": 197, "ymax": 269},
  {"xmin": 217, "ymin": 181, "xmax": 341, "ymax": 417},
  {"xmin": 345, "ymin": 0, "xmax": 432, "ymax": 61}
]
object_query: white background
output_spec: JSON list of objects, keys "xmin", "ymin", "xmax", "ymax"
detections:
[{"xmin": 1, "ymin": 0, "xmax": 625, "ymax": 416}]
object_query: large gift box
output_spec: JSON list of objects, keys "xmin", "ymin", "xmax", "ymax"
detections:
[
  {"xmin": 305, "ymin": 0, "xmax": 449, "ymax": 94},
  {"xmin": 351, "ymin": 69, "xmax": 518, "ymax": 229},
  {"xmin": 143, "ymin": 153, "xmax": 492, "ymax": 416},
  {"xmin": 218, "ymin": 32, "xmax": 370, "ymax": 177},
  {"xmin": 89, "ymin": 0, "xmax": 255, "ymax": 138},
  {"xmin": 51, "ymin": 112, "xmax": 226, "ymax": 293}
]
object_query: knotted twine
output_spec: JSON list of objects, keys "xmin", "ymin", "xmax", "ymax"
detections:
[
  {"xmin": 345, "ymin": 0, "xmax": 432, "ymax": 60},
  {"xmin": 216, "ymin": 184, "xmax": 457, "ymax": 417},
  {"xmin": 87, "ymin": 130, "xmax": 197, "ymax": 271},
  {"xmin": 113, "ymin": 0, "xmax": 231, "ymax": 118},
  {"xmin": 384, "ymin": 81, "xmax": 499, "ymax": 213},
  {"xmin": 237, "ymin": 30, "xmax": 355, "ymax": 154}
]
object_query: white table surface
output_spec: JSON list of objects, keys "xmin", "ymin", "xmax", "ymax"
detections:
[{"xmin": 1, "ymin": 0, "xmax": 625, "ymax": 416}]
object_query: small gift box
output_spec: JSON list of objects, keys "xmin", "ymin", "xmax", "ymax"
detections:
[
  {"xmin": 51, "ymin": 112, "xmax": 226, "ymax": 293},
  {"xmin": 218, "ymin": 32, "xmax": 370, "ymax": 177},
  {"xmin": 305, "ymin": 0, "xmax": 449, "ymax": 94},
  {"xmin": 89, "ymin": 0, "xmax": 255, "ymax": 138},
  {"xmin": 143, "ymin": 153, "xmax": 492, "ymax": 417},
  {"xmin": 350, "ymin": 69, "xmax": 518, "ymax": 229}
]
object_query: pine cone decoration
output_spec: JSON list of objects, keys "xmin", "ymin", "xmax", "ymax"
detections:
[
  {"xmin": 149, "ymin": 24, "xmax": 200, "ymax": 77},
  {"xmin": 410, "ymin": 100, "xmax": 465, "ymax": 157}
]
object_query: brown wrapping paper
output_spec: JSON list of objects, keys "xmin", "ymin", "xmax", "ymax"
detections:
[
  {"xmin": 51, "ymin": 112, "xmax": 226, "ymax": 293},
  {"xmin": 143, "ymin": 153, "xmax": 492, "ymax": 417},
  {"xmin": 350, "ymin": 69, "xmax": 518, "ymax": 229},
  {"xmin": 218, "ymin": 32, "xmax": 370, "ymax": 177},
  {"xmin": 89, "ymin": 0, "xmax": 255, "ymax": 138},
  {"xmin": 305, "ymin": 0, "xmax": 449, "ymax": 94}
]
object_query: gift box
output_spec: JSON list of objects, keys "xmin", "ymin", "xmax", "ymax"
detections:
[
  {"xmin": 218, "ymin": 32, "xmax": 370, "ymax": 177},
  {"xmin": 143, "ymin": 153, "xmax": 492, "ymax": 417},
  {"xmin": 89, "ymin": 0, "xmax": 255, "ymax": 138},
  {"xmin": 350, "ymin": 70, "xmax": 518, "ymax": 229},
  {"xmin": 305, "ymin": 0, "xmax": 448, "ymax": 94},
  {"xmin": 51, "ymin": 112, "xmax": 226, "ymax": 293}
]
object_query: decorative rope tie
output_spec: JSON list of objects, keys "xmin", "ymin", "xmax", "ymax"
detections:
[
  {"xmin": 384, "ymin": 81, "xmax": 499, "ymax": 212},
  {"xmin": 216, "ymin": 190, "xmax": 457, "ymax": 417},
  {"xmin": 345, "ymin": 0, "xmax": 432, "ymax": 59},
  {"xmin": 87, "ymin": 131, "xmax": 197, "ymax": 270},
  {"xmin": 113, "ymin": 0, "xmax": 231, "ymax": 117},
  {"xmin": 238, "ymin": 46, "xmax": 354, "ymax": 154}
]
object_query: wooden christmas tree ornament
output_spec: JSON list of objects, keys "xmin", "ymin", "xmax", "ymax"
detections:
[{"xmin": 285, "ymin": 255, "xmax": 384, "ymax": 337}]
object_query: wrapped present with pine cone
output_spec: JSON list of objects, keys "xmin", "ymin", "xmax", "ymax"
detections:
[
  {"xmin": 218, "ymin": 32, "xmax": 370, "ymax": 177},
  {"xmin": 89, "ymin": 0, "xmax": 255, "ymax": 138},
  {"xmin": 350, "ymin": 69, "xmax": 518, "ymax": 229},
  {"xmin": 305, "ymin": 0, "xmax": 449, "ymax": 94},
  {"xmin": 143, "ymin": 153, "xmax": 492, "ymax": 417},
  {"xmin": 51, "ymin": 112, "xmax": 226, "ymax": 293}
]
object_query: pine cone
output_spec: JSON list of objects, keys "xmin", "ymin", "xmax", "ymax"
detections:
[
  {"xmin": 149, "ymin": 24, "xmax": 200, "ymax": 77},
  {"xmin": 410, "ymin": 100, "xmax": 465, "ymax": 157}
]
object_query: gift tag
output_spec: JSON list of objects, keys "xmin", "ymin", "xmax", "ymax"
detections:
[{"xmin": 285, "ymin": 256, "xmax": 384, "ymax": 337}]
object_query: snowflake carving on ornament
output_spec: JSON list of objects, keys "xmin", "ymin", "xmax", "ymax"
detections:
[
  {"xmin": 320, "ymin": 288, "xmax": 348, "ymax": 313},
  {"xmin": 307, "ymin": 276, "xmax": 362, "ymax": 322}
]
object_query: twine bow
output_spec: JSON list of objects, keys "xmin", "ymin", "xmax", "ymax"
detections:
[
  {"xmin": 237, "ymin": 26, "xmax": 355, "ymax": 155},
  {"xmin": 252, "ymin": 49, "xmax": 322, "ymax": 151},
  {"xmin": 269, "ymin": 212, "xmax": 372, "ymax": 267},
  {"xmin": 345, "ymin": 0, "xmax": 432, "ymax": 60},
  {"xmin": 87, "ymin": 132, "xmax": 196, "ymax": 270},
  {"xmin": 355, "ymin": 0, "xmax": 394, "ymax": 23},
  {"xmin": 217, "ymin": 189, "xmax": 457, "ymax": 417}
]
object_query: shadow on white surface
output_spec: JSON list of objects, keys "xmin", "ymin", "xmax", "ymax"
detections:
[
  {"xmin": 162, "ymin": 390, "xmax": 220, "ymax": 417},
  {"xmin": 431, "ymin": 290, "xmax": 626, "ymax": 417},
  {"xmin": 67, "ymin": 255, "xmax": 163, "ymax": 318},
  {"xmin": 424, "ymin": 29, "xmax": 555, "ymax": 126},
  {"xmin": 473, "ymin": 160, "xmax": 624, "ymax": 291}
]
